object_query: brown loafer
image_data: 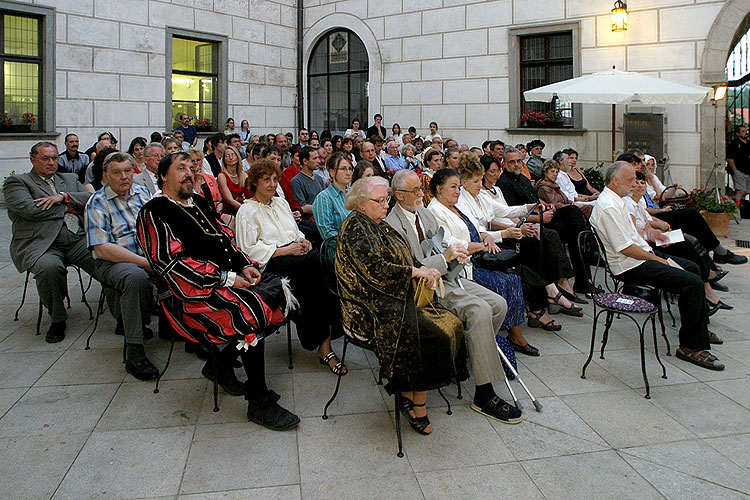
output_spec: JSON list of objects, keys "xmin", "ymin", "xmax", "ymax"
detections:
[{"xmin": 675, "ymin": 347, "xmax": 725, "ymax": 371}]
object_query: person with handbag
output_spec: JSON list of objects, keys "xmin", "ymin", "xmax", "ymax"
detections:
[
  {"xmin": 336, "ymin": 176, "xmax": 469, "ymax": 436},
  {"xmin": 457, "ymin": 154, "xmax": 583, "ymax": 320},
  {"xmin": 428, "ymin": 168, "xmax": 541, "ymax": 356},
  {"xmin": 386, "ymin": 169, "xmax": 523, "ymax": 425}
]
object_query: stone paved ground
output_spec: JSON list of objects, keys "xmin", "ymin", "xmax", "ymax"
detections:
[{"xmin": 1, "ymin": 207, "xmax": 749, "ymax": 500}]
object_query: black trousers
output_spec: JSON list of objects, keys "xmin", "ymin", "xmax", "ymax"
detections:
[
  {"xmin": 544, "ymin": 205, "xmax": 590, "ymax": 291},
  {"xmin": 654, "ymin": 208, "xmax": 719, "ymax": 253},
  {"xmin": 617, "ymin": 252, "xmax": 710, "ymax": 351},
  {"xmin": 651, "ymin": 240, "xmax": 709, "ymax": 281}
]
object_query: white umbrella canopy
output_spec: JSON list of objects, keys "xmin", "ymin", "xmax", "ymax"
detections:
[{"xmin": 523, "ymin": 68, "xmax": 711, "ymax": 105}]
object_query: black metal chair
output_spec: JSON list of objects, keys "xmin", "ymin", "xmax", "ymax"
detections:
[
  {"xmin": 319, "ymin": 236, "xmax": 456, "ymax": 458},
  {"xmin": 14, "ymin": 266, "xmax": 93, "ymax": 335},
  {"xmin": 578, "ymin": 230, "xmax": 668, "ymax": 399}
]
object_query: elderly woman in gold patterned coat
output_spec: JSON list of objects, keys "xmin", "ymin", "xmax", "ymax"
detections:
[{"xmin": 335, "ymin": 176, "xmax": 466, "ymax": 436}]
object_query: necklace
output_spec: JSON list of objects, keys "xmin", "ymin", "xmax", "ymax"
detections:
[{"xmin": 177, "ymin": 200, "xmax": 222, "ymax": 236}]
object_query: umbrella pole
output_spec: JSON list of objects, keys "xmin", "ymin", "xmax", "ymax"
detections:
[{"xmin": 611, "ymin": 103, "xmax": 616, "ymax": 160}]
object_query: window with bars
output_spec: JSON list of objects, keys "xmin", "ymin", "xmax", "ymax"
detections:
[
  {"xmin": 1, "ymin": 12, "xmax": 42, "ymax": 131},
  {"xmin": 308, "ymin": 30, "xmax": 368, "ymax": 135},
  {"xmin": 519, "ymin": 32, "xmax": 574, "ymax": 128},
  {"xmin": 171, "ymin": 36, "xmax": 219, "ymax": 131}
]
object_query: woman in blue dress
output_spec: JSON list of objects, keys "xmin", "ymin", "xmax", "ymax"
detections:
[{"xmin": 428, "ymin": 168, "xmax": 543, "ymax": 356}]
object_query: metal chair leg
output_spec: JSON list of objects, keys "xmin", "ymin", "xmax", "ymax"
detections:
[
  {"xmin": 286, "ymin": 322, "xmax": 293, "ymax": 369},
  {"xmin": 600, "ymin": 311, "xmax": 614, "ymax": 359},
  {"xmin": 394, "ymin": 393, "xmax": 404, "ymax": 458},
  {"xmin": 36, "ymin": 299, "xmax": 43, "ymax": 336},
  {"xmin": 656, "ymin": 298, "xmax": 672, "ymax": 356},
  {"xmin": 582, "ymin": 310, "xmax": 603, "ymax": 379},
  {"xmin": 75, "ymin": 267, "xmax": 93, "ymax": 319},
  {"xmin": 322, "ymin": 336, "xmax": 349, "ymax": 419},
  {"xmin": 651, "ymin": 316, "xmax": 668, "ymax": 380},
  {"xmin": 85, "ymin": 288, "xmax": 107, "ymax": 350},
  {"xmin": 456, "ymin": 380, "xmax": 463, "ymax": 400},
  {"xmin": 437, "ymin": 388, "xmax": 452, "ymax": 415},
  {"xmin": 638, "ymin": 321, "xmax": 651, "ymax": 399},
  {"xmin": 15, "ymin": 271, "xmax": 30, "ymax": 321},
  {"xmin": 153, "ymin": 334, "xmax": 177, "ymax": 394},
  {"xmin": 211, "ymin": 346, "xmax": 219, "ymax": 412}
]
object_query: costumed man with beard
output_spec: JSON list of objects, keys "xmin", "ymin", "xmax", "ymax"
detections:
[{"xmin": 136, "ymin": 152, "xmax": 300, "ymax": 431}]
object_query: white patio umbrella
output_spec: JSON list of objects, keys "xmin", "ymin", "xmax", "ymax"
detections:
[{"xmin": 523, "ymin": 68, "xmax": 712, "ymax": 155}]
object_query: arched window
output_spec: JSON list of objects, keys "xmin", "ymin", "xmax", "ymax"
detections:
[{"xmin": 308, "ymin": 30, "xmax": 368, "ymax": 135}]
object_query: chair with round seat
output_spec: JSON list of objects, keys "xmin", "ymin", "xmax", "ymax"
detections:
[{"xmin": 578, "ymin": 230, "xmax": 668, "ymax": 399}]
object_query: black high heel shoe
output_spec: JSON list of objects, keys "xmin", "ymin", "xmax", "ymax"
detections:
[{"xmin": 399, "ymin": 395, "xmax": 432, "ymax": 435}]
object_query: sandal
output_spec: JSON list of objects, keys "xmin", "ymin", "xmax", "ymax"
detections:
[
  {"xmin": 399, "ymin": 395, "xmax": 432, "ymax": 435},
  {"xmin": 675, "ymin": 347, "xmax": 725, "ymax": 371},
  {"xmin": 559, "ymin": 287, "xmax": 589, "ymax": 305},
  {"xmin": 548, "ymin": 291, "xmax": 584, "ymax": 317},
  {"xmin": 319, "ymin": 351, "xmax": 348, "ymax": 376},
  {"xmin": 528, "ymin": 310, "xmax": 562, "ymax": 331}
]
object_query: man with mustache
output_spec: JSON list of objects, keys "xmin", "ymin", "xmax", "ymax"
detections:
[{"xmin": 136, "ymin": 152, "xmax": 299, "ymax": 430}]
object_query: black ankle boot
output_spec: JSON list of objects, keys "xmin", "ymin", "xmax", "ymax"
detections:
[{"xmin": 125, "ymin": 343, "xmax": 159, "ymax": 381}]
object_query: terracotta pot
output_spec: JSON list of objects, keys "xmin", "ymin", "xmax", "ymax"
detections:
[{"xmin": 700, "ymin": 210, "xmax": 730, "ymax": 237}]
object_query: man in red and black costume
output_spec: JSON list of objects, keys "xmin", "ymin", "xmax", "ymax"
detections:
[{"xmin": 136, "ymin": 152, "xmax": 299, "ymax": 431}]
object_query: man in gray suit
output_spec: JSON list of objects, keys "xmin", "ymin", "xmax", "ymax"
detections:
[
  {"xmin": 385, "ymin": 170, "xmax": 522, "ymax": 424},
  {"xmin": 133, "ymin": 143, "xmax": 164, "ymax": 195},
  {"xmin": 4, "ymin": 142, "xmax": 100, "ymax": 342}
]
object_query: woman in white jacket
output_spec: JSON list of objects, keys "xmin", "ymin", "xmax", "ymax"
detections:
[{"xmin": 427, "ymin": 168, "xmax": 540, "ymax": 357}]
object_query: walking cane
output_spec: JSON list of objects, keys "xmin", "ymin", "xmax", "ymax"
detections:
[{"xmin": 496, "ymin": 343, "xmax": 543, "ymax": 412}]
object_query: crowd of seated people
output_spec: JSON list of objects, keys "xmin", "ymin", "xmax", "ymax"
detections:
[{"xmin": 4, "ymin": 115, "xmax": 745, "ymax": 434}]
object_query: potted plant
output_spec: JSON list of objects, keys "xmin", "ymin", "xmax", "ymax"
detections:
[
  {"xmin": 195, "ymin": 117, "xmax": 217, "ymax": 132},
  {"xmin": 691, "ymin": 188, "xmax": 737, "ymax": 237},
  {"xmin": 0, "ymin": 111, "xmax": 34, "ymax": 132},
  {"xmin": 0, "ymin": 111, "xmax": 13, "ymax": 129},
  {"xmin": 520, "ymin": 109, "xmax": 564, "ymax": 128}
]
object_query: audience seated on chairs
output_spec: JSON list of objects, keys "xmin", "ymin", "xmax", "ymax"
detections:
[
  {"xmin": 386, "ymin": 170, "xmax": 522, "ymax": 424},
  {"xmin": 136, "ymin": 152, "xmax": 299, "ymax": 431},
  {"xmin": 428, "ymin": 168, "xmax": 540, "ymax": 357},
  {"xmin": 456, "ymin": 154, "xmax": 583, "ymax": 322},
  {"xmin": 84, "ymin": 151, "xmax": 160, "ymax": 380},
  {"xmin": 622, "ymin": 150, "xmax": 747, "ymax": 266},
  {"xmin": 624, "ymin": 171, "xmax": 731, "ymax": 314},
  {"xmin": 336, "ymin": 176, "xmax": 468, "ymax": 435},
  {"xmin": 590, "ymin": 161, "xmax": 725, "ymax": 371},
  {"xmin": 312, "ymin": 152, "xmax": 353, "ymax": 239},
  {"xmin": 479, "ymin": 155, "xmax": 583, "ymax": 305},
  {"xmin": 536, "ymin": 160, "xmax": 592, "ymax": 220},
  {"xmin": 4, "ymin": 141, "xmax": 103, "ymax": 343},
  {"xmin": 133, "ymin": 143, "xmax": 164, "ymax": 196},
  {"xmin": 499, "ymin": 147, "xmax": 592, "ymax": 296},
  {"xmin": 562, "ymin": 148, "xmax": 599, "ymax": 201},
  {"xmin": 216, "ymin": 145, "xmax": 249, "ymax": 216},
  {"xmin": 57, "ymin": 133, "xmax": 90, "ymax": 185},
  {"xmin": 235, "ymin": 158, "xmax": 345, "ymax": 376},
  {"xmin": 290, "ymin": 147, "xmax": 326, "ymax": 220}
]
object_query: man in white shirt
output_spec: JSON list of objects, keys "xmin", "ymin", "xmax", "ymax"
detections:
[{"xmin": 591, "ymin": 161, "xmax": 724, "ymax": 371}]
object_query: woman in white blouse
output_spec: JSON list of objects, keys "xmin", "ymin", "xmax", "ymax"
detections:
[
  {"xmin": 456, "ymin": 153, "xmax": 582, "ymax": 319},
  {"xmin": 427, "ymin": 168, "xmax": 541, "ymax": 357},
  {"xmin": 235, "ymin": 158, "xmax": 347, "ymax": 375}
]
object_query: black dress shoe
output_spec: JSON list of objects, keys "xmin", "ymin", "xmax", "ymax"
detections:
[
  {"xmin": 706, "ymin": 301, "xmax": 720, "ymax": 317},
  {"xmin": 185, "ymin": 340, "xmax": 209, "ymax": 360},
  {"xmin": 45, "ymin": 321, "xmax": 66, "ymax": 343},
  {"xmin": 710, "ymin": 282, "xmax": 729, "ymax": 292},
  {"xmin": 708, "ymin": 299, "xmax": 733, "ymax": 311},
  {"xmin": 124, "ymin": 343, "xmax": 159, "ymax": 380},
  {"xmin": 508, "ymin": 340, "xmax": 540, "ymax": 356},
  {"xmin": 246, "ymin": 393, "xmax": 299, "ymax": 431},
  {"xmin": 713, "ymin": 250, "xmax": 748, "ymax": 265}
]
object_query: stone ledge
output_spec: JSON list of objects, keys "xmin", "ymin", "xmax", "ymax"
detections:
[
  {"xmin": 505, "ymin": 127, "xmax": 588, "ymax": 135},
  {"xmin": 0, "ymin": 132, "xmax": 61, "ymax": 139}
]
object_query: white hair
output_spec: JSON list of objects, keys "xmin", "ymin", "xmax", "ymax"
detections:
[{"xmin": 344, "ymin": 176, "xmax": 390, "ymax": 210}]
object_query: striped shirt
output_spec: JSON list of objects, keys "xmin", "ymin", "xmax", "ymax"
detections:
[{"xmin": 85, "ymin": 184, "xmax": 152, "ymax": 257}]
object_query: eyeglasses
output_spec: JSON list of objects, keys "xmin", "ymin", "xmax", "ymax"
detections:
[
  {"xmin": 369, "ymin": 195, "xmax": 391, "ymax": 206},
  {"xmin": 34, "ymin": 155, "xmax": 59, "ymax": 163},
  {"xmin": 397, "ymin": 186, "xmax": 424, "ymax": 195}
]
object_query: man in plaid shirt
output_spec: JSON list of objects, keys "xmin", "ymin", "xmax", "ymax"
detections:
[{"xmin": 85, "ymin": 151, "xmax": 157, "ymax": 381}]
